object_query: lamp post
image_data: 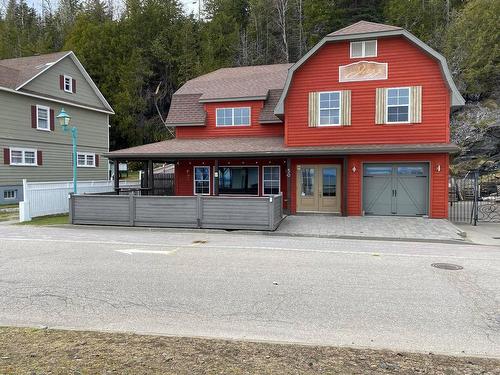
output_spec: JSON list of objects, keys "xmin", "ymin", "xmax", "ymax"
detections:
[{"xmin": 56, "ymin": 108, "xmax": 78, "ymax": 194}]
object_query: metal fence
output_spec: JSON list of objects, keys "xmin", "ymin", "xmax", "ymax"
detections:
[
  {"xmin": 19, "ymin": 179, "xmax": 140, "ymax": 222},
  {"xmin": 449, "ymin": 169, "xmax": 500, "ymax": 225},
  {"xmin": 70, "ymin": 193, "xmax": 283, "ymax": 231}
]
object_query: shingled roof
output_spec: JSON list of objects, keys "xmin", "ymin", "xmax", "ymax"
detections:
[
  {"xmin": 107, "ymin": 136, "xmax": 459, "ymax": 159},
  {"xmin": 176, "ymin": 63, "xmax": 292, "ymax": 102},
  {"xmin": 327, "ymin": 20, "xmax": 402, "ymax": 36},
  {"xmin": 0, "ymin": 51, "xmax": 69, "ymax": 89}
]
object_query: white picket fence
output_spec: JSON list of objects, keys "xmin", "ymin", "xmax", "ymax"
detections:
[{"xmin": 19, "ymin": 179, "xmax": 140, "ymax": 222}]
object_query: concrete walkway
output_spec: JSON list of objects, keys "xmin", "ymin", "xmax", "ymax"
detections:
[
  {"xmin": 457, "ymin": 223, "xmax": 500, "ymax": 246},
  {"xmin": 275, "ymin": 215, "xmax": 466, "ymax": 243}
]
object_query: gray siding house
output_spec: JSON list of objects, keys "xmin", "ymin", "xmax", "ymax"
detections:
[{"xmin": 0, "ymin": 51, "xmax": 114, "ymax": 203}]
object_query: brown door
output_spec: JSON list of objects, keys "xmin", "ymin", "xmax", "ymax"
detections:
[{"xmin": 297, "ymin": 165, "xmax": 340, "ymax": 213}]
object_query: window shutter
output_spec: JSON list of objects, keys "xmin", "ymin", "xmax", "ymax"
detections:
[
  {"xmin": 95, "ymin": 154, "xmax": 99, "ymax": 167},
  {"xmin": 3, "ymin": 148, "xmax": 10, "ymax": 165},
  {"xmin": 59, "ymin": 75, "xmax": 64, "ymax": 90},
  {"xmin": 31, "ymin": 105, "xmax": 37, "ymax": 128},
  {"xmin": 375, "ymin": 88, "xmax": 386, "ymax": 125},
  {"xmin": 37, "ymin": 150, "xmax": 43, "ymax": 166},
  {"xmin": 410, "ymin": 86, "xmax": 422, "ymax": 123},
  {"xmin": 340, "ymin": 90, "xmax": 351, "ymax": 126},
  {"xmin": 50, "ymin": 109, "xmax": 55, "ymax": 131},
  {"xmin": 72, "ymin": 79, "xmax": 76, "ymax": 93},
  {"xmin": 308, "ymin": 92, "xmax": 319, "ymax": 127}
]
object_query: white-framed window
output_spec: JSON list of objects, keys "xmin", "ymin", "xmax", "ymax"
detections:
[
  {"xmin": 216, "ymin": 107, "xmax": 251, "ymax": 126},
  {"xmin": 350, "ymin": 40, "xmax": 377, "ymax": 58},
  {"xmin": 386, "ymin": 87, "xmax": 410, "ymax": 123},
  {"xmin": 263, "ymin": 166, "xmax": 280, "ymax": 195},
  {"xmin": 194, "ymin": 166, "xmax": 210, "ymax": 195},
  {"xmin": 3, "ymin": 190, "xmax": 17, "ymax": 200},
  {"xmin": 36, "ymin": 105, "xmax": 50, "ymax": 131},
  {"xmin": 63, "ymin": 75, "xmax": 73, "ymax": 93},
  {"xmin": 77, "ymin": 152, "xmax": 96, "ymax": 167},
  {"xmin": 10, "ymin": 148, "xmax": 37, "ymax": 166},
  {"xmin": 319, "ymin": 91, "xmax": 341, "ymax": 126}
]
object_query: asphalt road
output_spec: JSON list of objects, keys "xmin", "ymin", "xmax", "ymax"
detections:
[{"xmin": 0, "ymin": 225, "xmax": 499, "ymax": 358}]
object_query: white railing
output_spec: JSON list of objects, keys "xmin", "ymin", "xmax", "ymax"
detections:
[{"xmin": 19, "ymin": 178, "xmax": 140, "ymax": 222}]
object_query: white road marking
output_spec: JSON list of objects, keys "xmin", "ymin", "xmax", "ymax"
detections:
[
  {"xmin": 0, "ymin": 236, "xmax": 496, "ymax": 260},
  {"xmin": 115, "ymin": 248, "xmax": 178, "ymax": 255}
]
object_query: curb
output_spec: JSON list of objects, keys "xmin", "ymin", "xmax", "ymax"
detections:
[{"xmin": 46, "ymin": 223, "xmax": 475, "ymax": 246}]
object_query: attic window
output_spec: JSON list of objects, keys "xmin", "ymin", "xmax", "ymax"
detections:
[
  {"xmin": 350, "ymin": 40, "xmax": 377, "ymax": 58},
  {"xmin": 63, "ymin": 75, "xmax": 73, "ymax": 93}
]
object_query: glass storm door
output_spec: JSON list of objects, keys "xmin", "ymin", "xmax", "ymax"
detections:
[{"xmin": 319, "ymin": 166, "xmax": 340, "ymax": 212}]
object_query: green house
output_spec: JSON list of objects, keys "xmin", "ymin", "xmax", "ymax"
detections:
[{"xmin": 0, "ymin": 51, "xmax": 114, "ymax": 203}]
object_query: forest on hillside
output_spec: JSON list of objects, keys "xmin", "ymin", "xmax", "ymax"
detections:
[{"xmin": 0, "ymin": 0, "xmax": 498, "ymax": 159}]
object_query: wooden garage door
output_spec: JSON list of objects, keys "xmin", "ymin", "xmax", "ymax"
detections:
[{"xmin": 363, "ymin": 163, "xmax": 429, "ymax": 216}]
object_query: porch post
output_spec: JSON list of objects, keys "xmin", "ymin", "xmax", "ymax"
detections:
[
  {"xmin": 113, "ymin": 160, "xmax": 120, "ymax": 194},
  {"xmin": 286, "ymin": 157, "xmax": 291, "ymax": 215},
  {"xmin": 214, "ymin": 159, "xmax": 219, "ymax": 195},
  {"xmin": 343, "ymin": 156, "xmax": 348, "ymax": 217},
  {"xmin": 148, "ymin": 159, "xmax": 154, "ymax": 195}
]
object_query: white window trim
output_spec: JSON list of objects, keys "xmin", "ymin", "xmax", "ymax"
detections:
[
  {"xmin": 350, "ymin": 40, "xmax": 377, "ymax": 58},
  {"xmin": 317, "ymin": 91, "xmax": 342, "ymax": 127},
  {"xmin": 262, "ymin": 165, "xmax": 281, "ymax": 196},
  {"xmin": 77, "ymin": 152, "xmax": 96, "ymax": 168},
  {"xmin": 215, "ymin": 165, "xmax": 260, "ymax": 196},
  {"xmin": 3, "ymin": 190, "xmax": 17, "ymax": 200},
  {"xmin": 215, "ymin": 107, "xmax": 251, "ymax": 127},
  {"xmin": 193, "ymin": 166, "xmax": 211, "ymax": 195},
  {"xmin": 36, "ymin": 105, "xmax": 51, "ymax": 131},
  {"xmin": 385, "ymin": 87, "xmax": 411, "ymax": 124},
  {"xmin": 9, "ymin": 147, "xmax": 37, "ymax": 166},
  {"xmin": 63, "ymin": 75, "xmax": 73, "ymax": 93}
]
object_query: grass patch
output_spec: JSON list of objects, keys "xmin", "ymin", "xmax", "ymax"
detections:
[
  {"xmin": 18, "ymin": 214, "xmax": 69, "ymax": 226},
  {"xmin": 0, "ymin": 203, "xmax": 19, "ymax": 209},
  {"xmin": 0, "ymin": 327, "xmax": 498, "ymax": 374}
]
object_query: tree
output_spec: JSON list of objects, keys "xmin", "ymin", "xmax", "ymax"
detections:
[{"xmin": 443, "ymin": 0, "xmax": 500, "ymax": 99}]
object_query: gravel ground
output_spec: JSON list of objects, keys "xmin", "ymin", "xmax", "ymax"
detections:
[{"xmin": 0, "ymin": 327, "xmax": 499, "ymax": 374}]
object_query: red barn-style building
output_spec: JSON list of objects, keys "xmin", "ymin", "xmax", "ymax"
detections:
[{"xmin": 109, "ymin": 21, "xmax": 464, "ymax": 219}]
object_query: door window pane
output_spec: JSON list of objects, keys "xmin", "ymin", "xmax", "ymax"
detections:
[
  {"xmin": 397, "ymin": 166, "xmax": 425, "ymax": 176},
  {"xmin": 364, "ymin": 166, "xmax": 392, "ymax": 176},
  {"xmin": 301, "ymin": 168, "xmax": 314, "ymax": 196},
  {"xmin": 322, "ymin": 168, "xmax": 337, "ymax": 197}
]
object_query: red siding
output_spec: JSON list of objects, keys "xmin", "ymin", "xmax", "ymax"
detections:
[
  {"xmin": 176, "ymin": 100, "xmax": 284, "ymax": 139},
  {"xmin": 174, "ymin": 159, "xmax": 289, "ymax": 209},
  {"xmin": 347, "ymin": 153, "xmax": 449, "ymax": 219},
  {"xmin": 284, "ymin": 36, "xmax": 451, "ymax": 146}
]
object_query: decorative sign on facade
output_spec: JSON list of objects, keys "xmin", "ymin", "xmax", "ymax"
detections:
[{"xmin": 339, "ymin": 61, "xmax": 388, "ymax": 82}]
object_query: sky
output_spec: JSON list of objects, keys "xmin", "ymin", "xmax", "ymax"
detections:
[{"xmin": 7, "ymin": 0, "xmax": 199, "ymax": 17}]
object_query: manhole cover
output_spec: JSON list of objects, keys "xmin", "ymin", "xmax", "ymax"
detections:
[{"xmin": 431, "ymin": 263, "xmax": 463, "ymax": 271}]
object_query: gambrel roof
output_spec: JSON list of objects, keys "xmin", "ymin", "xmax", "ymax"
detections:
[
  {"xmin": 0, "ymin": 51, "xmax": 114, "ymax": 114},
  {"xmin": 275, "ymin": 21, "xmax": 465, "ymax": 115}
]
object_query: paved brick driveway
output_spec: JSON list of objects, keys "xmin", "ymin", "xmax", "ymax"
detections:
[{"xmin": 275, "ymin": 215, "xmax": 466, "ymax": 242}]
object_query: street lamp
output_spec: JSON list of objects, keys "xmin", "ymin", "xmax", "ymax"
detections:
[{"xmin": 57, "ymin": 108, "xmax": 78, "ymax": 194}]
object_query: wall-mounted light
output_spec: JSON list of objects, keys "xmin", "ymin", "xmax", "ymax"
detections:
[
  {"xmin": 436, "ymin": 164, "xmax": 441, "ymax": 172},
  {"xmin": 352, "ymin": 166, "xmax": 357, "ymax": 173}
]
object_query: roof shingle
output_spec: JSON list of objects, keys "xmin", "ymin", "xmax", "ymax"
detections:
[
  {"xmin": 327, "ymin": 20, "xmax": 402, "ymax": 37},
  {"xmin": 107, "ymin": 137, "xmax": 459, "ymax": 159},
  {"xmin": 0, "ymin": 51, "xmax": 69, "ymax": 89},
  {"xmin": 176, "ymin": 63, "xmax": 292, "ymax": 101},
  {"xmin": 166, "ymin": 94, "xmax": 206, "ymax": 125}
]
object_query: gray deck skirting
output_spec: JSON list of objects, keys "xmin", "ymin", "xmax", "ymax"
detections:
[{"xmin": 70, "ymin": 194, "xmax": 283, "ymax": 231}]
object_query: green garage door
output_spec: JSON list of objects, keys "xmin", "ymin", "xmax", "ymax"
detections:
[{"xmin": 363, "ymin": 163, "xmax": 429, "ymax": 216}]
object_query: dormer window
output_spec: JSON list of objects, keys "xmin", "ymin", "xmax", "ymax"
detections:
[
  {"xmin": 350, "ymin": 40, "xmax": 377, "ymax": 58},
  {"xmin": 216, "ymin": 107, "xmax": 250, "ymax": 126},
  {"xmin": 63, "ymin": 75, "xmax": 73, "ymax": 93}
]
